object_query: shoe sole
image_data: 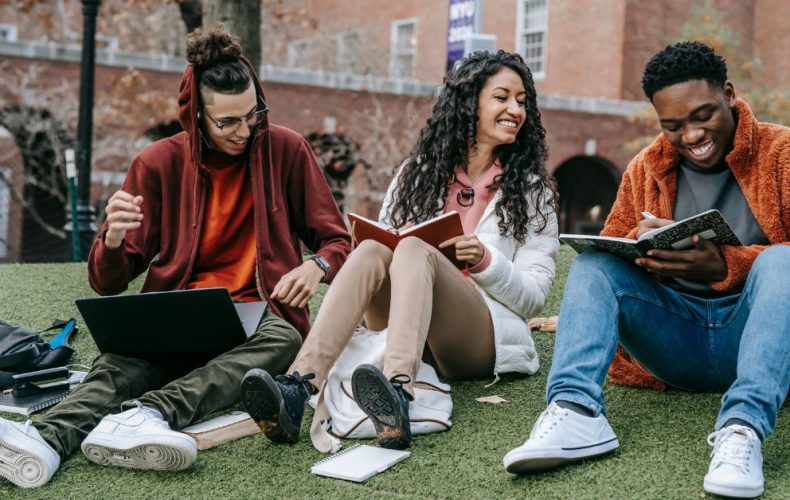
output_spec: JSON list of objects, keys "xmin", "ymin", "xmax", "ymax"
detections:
[
  {"xmin": 703, "ymin": 478, "xmax": 764, "ymax": 498},
  {"xmin": 240, "ymin": 370, "xmax": 299, "ymax": 444},
  {"xmin": 351, "ymin": 364, "xmax": 411, "ymax": 449},
  {"xmin": 504, "ymin": 438, "xmax": 620, "ymax": 474},
  {"xmin": 0, "ymin": 436, "xmax": 54, "ymax": 488},
  {"xmin": 81, "ymin": 434, "xmax": 196, "ymax": 471}
]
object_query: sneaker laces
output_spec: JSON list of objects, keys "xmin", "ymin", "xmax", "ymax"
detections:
[
  {"xmin": 707, "ymin": 426, "xmax": 759, "ymax": 475},
  {"xmin": 530, "ymin": 403, "xmax": 569, "ymax": 440},
  {"xmin": 389, "ymin": 374, "xmax": 413, "ymax": 402},
  {"xmin": 275, "ymin": 371, "xmax": 316, "ymax": 392},
  {"xmin": 132, "ymin": 400, "xmax": 170, "ymax": 429}
]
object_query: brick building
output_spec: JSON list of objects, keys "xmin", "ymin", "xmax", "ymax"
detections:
[{"xmin": 0, "ymin": 0, "xmax": 788, "ymax": 261}]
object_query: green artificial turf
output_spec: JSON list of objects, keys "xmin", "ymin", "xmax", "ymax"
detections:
[{"xmin": 1, "ymin": 246, "xmax": 788, "ymax": 498}]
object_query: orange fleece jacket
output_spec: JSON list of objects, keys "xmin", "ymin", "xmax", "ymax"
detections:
[{"xmin": 600, "ymin": 99, "xmax": 790, "ymax": 390}]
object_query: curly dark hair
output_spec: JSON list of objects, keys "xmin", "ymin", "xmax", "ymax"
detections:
[
  {"xmin": 186, "ymin": 24, "xmax": 251, "ymax": 98},
  {"xmin": 641, "ymin": 41, "xmax": 728, "ymax": 100},
  {"xmin": 388, "ymin": 50, "xmax": 555, "ymax": 243}
]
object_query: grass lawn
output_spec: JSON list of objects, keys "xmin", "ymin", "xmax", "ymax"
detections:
[{"xmin": 1, "ymin": 246, "xmax": 788, "ymax": 498}]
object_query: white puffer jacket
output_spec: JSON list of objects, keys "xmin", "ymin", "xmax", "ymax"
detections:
[{"xmin": 380, "ymin": 172, "xmax": 559, "ymax": 377}]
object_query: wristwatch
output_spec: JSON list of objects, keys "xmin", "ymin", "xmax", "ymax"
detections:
[{"xmin": 309, "ymin": 255, "xmax": 330, "ymax": 282}]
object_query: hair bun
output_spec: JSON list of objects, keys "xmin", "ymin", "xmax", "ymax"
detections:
[{"xmin": 186, "ymin": 24, "xmax": 243, "ymax": 68}]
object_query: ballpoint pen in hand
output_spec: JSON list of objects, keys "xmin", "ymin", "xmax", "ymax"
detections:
[{"xmin": 641, "ymin": 211, "xmax": 658, "ymax": 219}]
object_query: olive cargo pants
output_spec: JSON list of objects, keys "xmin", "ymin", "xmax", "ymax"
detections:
[{"xmin": 33, "ymin": 310, "xmax": 301, "ymax": 458}]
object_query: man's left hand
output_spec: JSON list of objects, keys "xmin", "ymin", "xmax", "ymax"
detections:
[
  {"xmin": 635, "ymin": 235, "xmax": 727, "ymax": 282},
  {"xmin": 271, "ymin": 260, "xmax": 325, "ymax": 308}
]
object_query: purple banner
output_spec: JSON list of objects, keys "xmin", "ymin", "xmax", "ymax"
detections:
[{"xmin": 447, "ymin": 0, "xmax": 477, "ymax": 69}]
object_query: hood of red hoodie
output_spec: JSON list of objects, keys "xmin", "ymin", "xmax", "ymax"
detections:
[{"xmin": 177, "ymin": 56, "xmax": 270, "ymax": 173}]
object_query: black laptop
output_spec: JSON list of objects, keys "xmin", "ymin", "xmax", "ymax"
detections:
[{"xmin": 76, "ymin": 288, "xmax": 267, "ymax": 366}]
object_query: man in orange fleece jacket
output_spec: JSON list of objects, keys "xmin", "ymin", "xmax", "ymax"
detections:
[{"xmin": 503, "ymin": 41, "xmax": 790, "ymax": 498}]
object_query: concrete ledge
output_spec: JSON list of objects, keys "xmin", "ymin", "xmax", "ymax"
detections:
[{"xmin": 0, "ymin": 39, "xmax": 651, "ymax": 115}]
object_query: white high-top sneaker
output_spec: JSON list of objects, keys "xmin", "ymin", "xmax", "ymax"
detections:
[
  {"xmin": 0, "ymin": 418, "xmax": 60, "ymax": 488},
  {"xmin": 704, "ymin": 425, "xmax": 764, "ymax": 498},
  {"xmin": 503, "ymin": 402, "xmax": 619, "ymax": 474},
  {"xmin": 81, "ymin": 403, "xmax": 197, "ymax": 471}
]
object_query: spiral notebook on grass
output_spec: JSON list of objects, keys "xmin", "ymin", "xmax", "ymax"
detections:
[
  {"xmin": 310, "ymin": 444, "xmax": 410, "ymax": 482},
  {"xmin": 0, "ymin": 370, "xmax": 87, "ymax": 416}
]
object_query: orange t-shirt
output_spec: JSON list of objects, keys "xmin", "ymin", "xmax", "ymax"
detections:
[{"xmin": 186, "ymin": 150, "xmax": 259, "ymax": 302}]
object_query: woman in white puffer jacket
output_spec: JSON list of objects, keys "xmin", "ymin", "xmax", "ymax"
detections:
[{"xmin": 241, "ymin": 50, "xmax": 559, "ymax": 451}]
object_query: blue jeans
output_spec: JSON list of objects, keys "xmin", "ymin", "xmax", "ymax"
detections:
[{"xmin": 546, "ymin": 245, "xmax": 790, "ymax": 440}]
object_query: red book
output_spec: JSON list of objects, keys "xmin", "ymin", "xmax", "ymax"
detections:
[{"xmin": 347, "ymin": 211, "xmax": 466, "ymax": 269}]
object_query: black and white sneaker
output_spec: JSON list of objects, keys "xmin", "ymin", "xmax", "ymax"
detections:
[
  {"xmin": 503, "ymin": 402, "xmax": 619, "ymax": 473},
  {"xmin": 240, "ymin": 369, "xmax": 314, "ymax": 444},
  {"xmin": 351, "ymin": 364, "xmax": 411, "ymax": 450}
]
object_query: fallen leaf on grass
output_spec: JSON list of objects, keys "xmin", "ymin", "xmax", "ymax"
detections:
[{"xmin": 476, "ymin": 395, "xmax": 507, "ymax": 404}]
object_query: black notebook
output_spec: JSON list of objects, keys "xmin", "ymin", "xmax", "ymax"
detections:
[
  {"xmin": 0, "ymin": 371, "xmax": 86, "ymax": 416},
  {"xmin": 560, "ymin": 209, "xmax": 742, "ymax": 261}
]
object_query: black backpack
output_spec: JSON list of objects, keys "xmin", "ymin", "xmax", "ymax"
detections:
[{"xmin": 0, "ymin": 318, "xmax": 77, "ymax": 389}]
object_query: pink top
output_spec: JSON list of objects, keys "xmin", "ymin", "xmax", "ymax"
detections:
[{"xmin": 443, "ymin": 160, "xmax": 502, "ymax": 273}]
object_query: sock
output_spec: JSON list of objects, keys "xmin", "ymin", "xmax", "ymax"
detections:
[
  {"xmin": 555, "ymin": 400, "xmax": 594, "ymax": 417},
  {"xmin": 724, "ymin": 418, "xmax": 760, "ymax": 437}
]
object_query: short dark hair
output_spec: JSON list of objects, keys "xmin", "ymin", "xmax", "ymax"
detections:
[
  {"xmin": 186, "ymin": 24, "xmax": 252, "ymax": 99},
  {"xmin": 641, "ymin": 41, "xmax": 728, "ymax": 100}
]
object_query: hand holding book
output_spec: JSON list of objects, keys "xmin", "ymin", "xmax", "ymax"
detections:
[{"xmin": 635, "ymin": 233, "xmax": 728, "ymax": 282}]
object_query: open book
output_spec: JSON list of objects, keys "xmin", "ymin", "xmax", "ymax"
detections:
[
  {"xmin": 181, "ymin": 411, "xmax": 260, "ymax": 450},
  {"xmin": 310, "ymin": 444, "xmax": 410, "ymax": 482},
  {"xmin": 347, "ymin": 211, "xmax": 465, "ymax": 269},
  {"xmin": 560, "ymin": 209, "xmax": 742, "ymax": 260}
]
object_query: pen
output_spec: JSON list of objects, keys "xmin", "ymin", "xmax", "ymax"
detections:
[{"xmin": 641, "ymin": 211, "xmax": 658, "ymax": 219}]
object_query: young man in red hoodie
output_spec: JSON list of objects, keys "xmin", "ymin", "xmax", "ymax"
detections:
[{"xmin": 0, "ymin": 26, "xmax": 351, "ymax": 488}]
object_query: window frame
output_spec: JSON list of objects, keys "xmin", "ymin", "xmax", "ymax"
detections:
[
  {"xmin": 389, "ymin": 17, "xmax": 418, "ymax": 79},
  {"xmin": 288, "ymin": 39, "xmax": 309, "ymax": 69},
  {"xmin": 516, "ymin": 0, "xmax": 549, "ymax": 80}
]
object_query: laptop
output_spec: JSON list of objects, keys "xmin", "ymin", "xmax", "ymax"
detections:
[{"xmin": 76, "ymin": 288, "xmax": 267, "ymax": 366}]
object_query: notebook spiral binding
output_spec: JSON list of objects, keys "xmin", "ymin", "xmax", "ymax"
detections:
[
  {"xmin": 30, "ymin": 392, "xmax": 69, "ymax": 413},
  {"xmin": 312, "ymin": 443, "xmax": 363, "ymax": 465}
]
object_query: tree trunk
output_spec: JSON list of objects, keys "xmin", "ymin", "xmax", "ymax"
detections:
[
  {"xmin": 201, "ymin": 0, "xmax": 262, "ymax": 71},
  {"xmin": 177, "ymin": 0, "xmax": 203, "ymax": 34}
]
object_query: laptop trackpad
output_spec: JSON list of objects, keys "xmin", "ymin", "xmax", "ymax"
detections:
[{"xmin": 234, "ymin": 301, "xmax": 268, "ymax": 337}]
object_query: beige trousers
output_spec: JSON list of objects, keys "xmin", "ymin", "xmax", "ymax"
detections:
[{"xmin": 290, "ymin": 237, "xmax": 495, "ymax": 396}]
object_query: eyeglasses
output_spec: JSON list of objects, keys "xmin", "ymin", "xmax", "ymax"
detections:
[
  {"xmin": 457, "ymin": 188, "xmax": 475, "ymax": 207},
  {"xmin": 201, "ymin": 97, "xmax": 269, "ymax": 134}
]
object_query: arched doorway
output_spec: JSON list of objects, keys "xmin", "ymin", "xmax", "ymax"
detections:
[{"xmin": 554, "ymin": 156, "xmax": 620, "ymax": 235}]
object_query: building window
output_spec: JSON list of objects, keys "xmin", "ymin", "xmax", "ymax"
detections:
[
  {"xmin": 517, "ymin": 0, "xmax": 548, "ymax": 78},
  {"xmin": 288, "ymin": 40, "xmax": 309, "ymax": 69},
  {"xmin": 0, "ymin": 23, "xmax": 18, "ymax": 42},
  {"xmin": 390, "ymin": 18, "xmax": 417, "ymax": 78},
  {"xmin": 337, "ymin": 31, "xmax": 361, "ymax": 74}
]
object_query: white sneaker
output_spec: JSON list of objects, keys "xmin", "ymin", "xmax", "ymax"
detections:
[
  {"xmin": 503, "ymin": 402, "xmax": 619, "ymax": 473},
  {"xmin": 704, "ymin": 425, "xmax": 764, "ymax": 498},
  {"xmin": 81, "ymin": 403, "xmax": 197, "ymax": 471},
  {"xmin": 0, "ymin": 418, "xmax": 60, "ymax": 488}
]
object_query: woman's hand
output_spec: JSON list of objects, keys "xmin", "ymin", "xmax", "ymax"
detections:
[
  {"xmin": 439, "ymin": 234, "xmax": 485, "ymax": 266},
  {"xmin": 104, "ymin": 190, "xmax": 144, "ymax": 249},
  {"xmin": 271, "ymin": 260, "xmax": 325, "ymax": 308}
]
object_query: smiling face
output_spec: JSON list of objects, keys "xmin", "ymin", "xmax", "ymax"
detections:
[
  {"xmin": 200, "ymin": 83, "xmax": 258, "ymax": 156},
  {"xmin": 475, "ymin": 67, "xmax": 527, "ymax": 149},
  {"xmin": 651, "ymin": 79, "xmax": 737, "ymax": 169}
]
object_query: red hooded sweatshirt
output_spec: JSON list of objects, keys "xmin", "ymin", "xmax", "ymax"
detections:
[{"xmin": 87, "ymin": 58, "xmax": 352, "ymax": 337}]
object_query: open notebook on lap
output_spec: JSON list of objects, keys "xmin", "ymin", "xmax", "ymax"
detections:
[{"xmin": 76, "ymin": 288, "xmax": 267, "ymax": 367}]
